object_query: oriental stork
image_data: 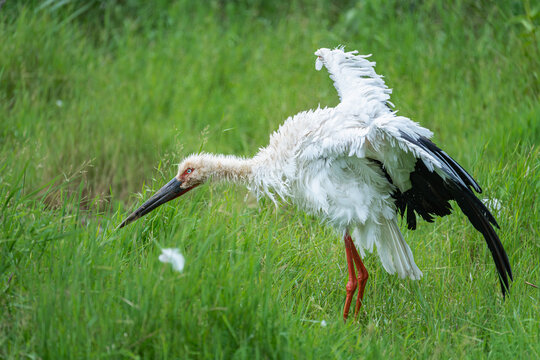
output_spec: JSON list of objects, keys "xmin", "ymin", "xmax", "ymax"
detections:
[{"xmin": 118, "ymin": 47, "xmax": 512, "ymax": 320}]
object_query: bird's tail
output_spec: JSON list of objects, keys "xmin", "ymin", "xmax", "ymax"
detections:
[
  {"xmin": 353, "ymin": 219, "xmax": 423, "ymax": 280},
  {"xmin": 379, "ymin": 218, "xmax": 423, "ymax": 280}
]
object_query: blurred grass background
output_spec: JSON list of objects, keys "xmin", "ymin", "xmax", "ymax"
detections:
[{"xmin": 1, "ymin": 0, "xmax": 539, "ymax": 358}]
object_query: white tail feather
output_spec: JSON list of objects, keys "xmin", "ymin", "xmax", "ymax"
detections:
[
  {"xmin": 352, "ymin": 219, "xmax": 422, "ymax": 280},
  {"xmin": 380, "ymin": 219, "xmax": 422, "ymax": 280}
]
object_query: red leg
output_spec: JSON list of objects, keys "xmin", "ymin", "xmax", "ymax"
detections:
[
  {"xmin": 348, "ymin": 233, "xmax": 369, "ymax": 318},
  {"xmin": 343, "ymin": 233, "xmax": 358, "ymax": 321}
]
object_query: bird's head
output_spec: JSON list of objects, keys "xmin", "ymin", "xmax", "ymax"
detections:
[
  {"xmin": 117, "ymin": 153, "xmax": 251, "ymax": 229},
  {"xmin": 116, "ymin": 154, "xmax": 211, "ymax": 229},
  {"xmin": 175, "ymin": 154, "xmax": 214, "ymax": 188}
]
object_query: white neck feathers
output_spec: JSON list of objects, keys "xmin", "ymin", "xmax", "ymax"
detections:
[{"xmin": 183, "ymin": 153, "xmax": 255, "ymax": 185}]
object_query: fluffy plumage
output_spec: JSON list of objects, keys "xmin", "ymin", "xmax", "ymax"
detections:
[{"xmin": 175, "ymin": 47, "xmax": 512, "ymax": 295}]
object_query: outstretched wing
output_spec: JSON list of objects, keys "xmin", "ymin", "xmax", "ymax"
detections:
[
  {"xmin": 315, "ymin": 47, "xmax": 393, "ymax": 108},
  {"xmin": 390, "ymin": 132, "xmax": 512, "ymax": 297}
]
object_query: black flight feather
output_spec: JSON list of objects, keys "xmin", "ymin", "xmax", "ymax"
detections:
[{"xmin": 370, "ymin": 133, "xmax": 513, "ymax": 297}]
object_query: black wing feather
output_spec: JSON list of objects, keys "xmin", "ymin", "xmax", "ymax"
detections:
[
  {"xmin": 415, "ymin": 135, "xmax": 483, "ymax": 194},
  {"xmin": 384, "ymin": 133, "xmax": 513, "ymax": 296},
  {"xmin": 449, "ymin": 182, "xmax": 513, "ymax": 296}
]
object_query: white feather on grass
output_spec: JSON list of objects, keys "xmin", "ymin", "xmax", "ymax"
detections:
[
  {"xmin": 159, "ymin": 248, "xmax": 185, "ymax": 272},
  {"xmin": 301, "ymin": 319, "xmax": 328, "ymax": 327},
  {"xmin": 482, "ymin": 198, "xmax": 502, "ymax": 214}
]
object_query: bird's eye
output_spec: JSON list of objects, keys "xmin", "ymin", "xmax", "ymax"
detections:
[{"xmin": 185, "ymin": 168, "xmax": 193, "ymax": 174}]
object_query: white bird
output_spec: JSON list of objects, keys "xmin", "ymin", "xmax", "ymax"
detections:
[{"xmin": 118, "ymin": 47, "xmax": 512, "ymax": 320}]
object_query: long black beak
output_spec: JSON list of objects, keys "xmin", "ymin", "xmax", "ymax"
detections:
[{"xmin": 117, "ymin": 177, "xmax": 193, "ymax": 229}]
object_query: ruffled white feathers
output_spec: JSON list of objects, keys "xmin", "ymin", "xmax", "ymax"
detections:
[
  {"xmin": 314, "ymin": 47, "xmax": 392, "ymax": 110},
  {"xmin": 180, "ymin": 47, "xmax": 434, "ymax": 280}
]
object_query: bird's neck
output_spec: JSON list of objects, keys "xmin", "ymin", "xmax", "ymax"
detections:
[{"xmin": 206, "ymin": 154, "xmax": 255, "ymax": 185}]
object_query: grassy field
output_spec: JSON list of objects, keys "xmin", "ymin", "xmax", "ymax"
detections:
[{"xmin": 1, "ymin": 1, "xmax": 539, "ymax": 358}]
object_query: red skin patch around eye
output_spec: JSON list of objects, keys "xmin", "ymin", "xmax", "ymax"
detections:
[{"xmin": 180, "ymin": 168, "xmax": 193, "ymax": 180}]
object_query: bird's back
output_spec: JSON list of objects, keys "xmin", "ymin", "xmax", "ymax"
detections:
[{"xmin": 253, "ymin": 104, "xmax": 397, "ymax": 228}]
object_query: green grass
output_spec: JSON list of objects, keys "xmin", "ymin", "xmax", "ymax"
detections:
[{"xmin": 1, "ymin": 1, "xmax": 539, "ymax": 358}]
